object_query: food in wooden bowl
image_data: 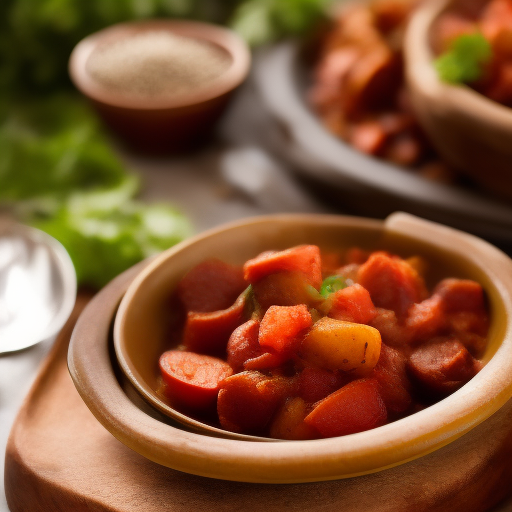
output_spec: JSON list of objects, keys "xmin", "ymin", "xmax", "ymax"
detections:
[
  {"xmin": 404, "ymin": 0, "xmax": 512, "ymax": 199},
  {"xmin": 108, "ymin": 213, "xmax": 512, "ymax": 488},
  {"xmin": 156, "ymin": 243, "xmax": 488, "ymax": 440}
]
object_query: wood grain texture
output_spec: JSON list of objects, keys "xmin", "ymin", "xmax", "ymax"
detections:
[{"xmin": 3, "ymin": 266, "xmax": 512, "ymax": 511}]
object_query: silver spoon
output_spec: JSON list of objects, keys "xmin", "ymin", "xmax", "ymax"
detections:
[{"xmin": 0, "ymin": 218, "xmax": 76, "ymax": 354}]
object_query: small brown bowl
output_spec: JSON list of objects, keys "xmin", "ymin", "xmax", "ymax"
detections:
[
  {"xmin": 69, "ymin": 20, "xmax": 251, "ymax": 154},
  {"xmin": 404, "ymin": 0, "xmax": 512, "ymax": 200}
]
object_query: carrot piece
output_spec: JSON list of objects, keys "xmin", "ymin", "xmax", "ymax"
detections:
[
  {"xmin": 259, "ymin": 304, "xmax": 312, "ymax": 354},
  {"xmin": 357, "ymin": 252, "xmax": 428, "ymax": 318},
  {"xmin": 269, "ymin": 397, "xmax": 319, "ymax": 440},
  {"xmin": 226, "ymin": 319, "xmax": 260, "ymax": 373},
  {"xmin": 304, "ymin": 379, "xmax": 387, "ymax": 438},
  {"xmin": 372, "ymin": 343, "xmax": 411, "ymax": 415},
  {"xmin": 159, "ymin": 351, "xmax": 233, "ymax": 410},
  {"xmin": 217, "ymin": 372, "xmax": 293, "ymax": 435},
  {"xmin": 298, "ymin": 366, "xmax": 347, "ymax": 404},
  {"xmin": 182, "ymin": 289, "xmax": 248, "ymax": 356},
  {"xmin": 328, "ymin": 283, "xmax": 378, "ymax": 324},
  {"xmin": 178, "ymin": 259, "xmax": 246, "ymax": 313},
  {"xmin": 407, "ymin": 338, "xmax": 478, "ymax": 396},
  {"xmin": 243, "ymin": 245, "xmax": 322, "ymax": 289}
]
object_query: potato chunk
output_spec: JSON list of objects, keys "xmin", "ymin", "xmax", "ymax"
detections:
[{"xmin": 300, "ymin": 318, "xmax": 381, "ymax": 376}]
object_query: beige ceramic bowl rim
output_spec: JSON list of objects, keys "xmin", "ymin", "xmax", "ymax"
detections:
[
  {"xmin": 113, "ymin": 212, "xmax": 512, "ymax": 481},
  {"xmin": 405, "ymin": 0, "xmax": 512, "ymax": 129},
  {"xmin": 68, "ymin": 19, "xmax": 251, "ymax": 110}
]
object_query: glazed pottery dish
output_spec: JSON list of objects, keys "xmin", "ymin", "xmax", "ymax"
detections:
[
  {"xmin": 69, "ymin": 20, "xmax": 251, "ymax": 153},
  {"xmin": 68, "ymin": 213, "xmax": 512, "ymax": 500},
  {"xmin": 404, "ymin": 0, "xmax": 512, "ymax": 200}
]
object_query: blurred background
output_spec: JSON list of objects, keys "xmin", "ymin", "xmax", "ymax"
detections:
[{"xmin": 0, "ymin": 0, "xmax": 333, "ymax": 291}]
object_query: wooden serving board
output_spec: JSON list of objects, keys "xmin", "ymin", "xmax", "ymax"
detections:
[{"xmin": 4, "ymin": 294, "xmax": 512, "ymax": 512}]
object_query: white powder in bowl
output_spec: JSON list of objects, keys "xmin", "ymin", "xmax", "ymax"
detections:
[{"xmin": 86, "ymin": 30, "xmax": 232, "ymax": 99}]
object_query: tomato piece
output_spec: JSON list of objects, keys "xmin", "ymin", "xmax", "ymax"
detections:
[
  {"xmin": 217, "ymin": 372, "xmax": 293, "ymax": 435},
  {"xmin": 300, "ymin": 317, "xmax": 381, "ymax": 376},
  {"xmin": 357, "ymin": 252, "xmax": 428, "ymax": 318},
  {"xmin": 298, "ymin": 366, "xmax": 348, "ymax": 404},
  {"xmin": 259, "ymin": 304, "xmax": 312, "ymax": 354},
  {"xmin": 327, "ymin": 283, "xmax": 377, "ymax": 324},
  {"xmin": 252, "ymin": 272, "xmax": 321, "ymax": 312},
  {"xmin": 407, "ymin": 338, "xmax": 478, "ymax": 396},
  {"xmin": 182, "ymin": 289, "xmax": 248, "ymax": 356},
  {"xmin": 226, "ymin": 319, "xmax": 260, "ymax": 373},
  {"xmin": 243, "ymin": 245, "xmax": 322, "ymax": 289},
  {"xmin": 372, "ymin": 343, "xmax": 411, "ymax": 415},
  {"xmin": 159, "ymin": 351, "xmax": 233, "ymax": 410},
  {"xmin": 304, "ymin": 379, "xmax": 387, "ymax": 438},
  {"xmin": 269, "ymin": 397, "xmax": 318, "ymax": 440}
]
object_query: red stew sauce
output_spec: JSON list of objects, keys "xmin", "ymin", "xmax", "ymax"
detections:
[{"xmin": 158, "ymin": 245, "xmax": 488, "ymax": 439}]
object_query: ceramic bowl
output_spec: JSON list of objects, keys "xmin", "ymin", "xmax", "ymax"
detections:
[
  {"xmin": 83, "ymin": 212, "xmax": 512, "ymax": 491},
  {"xmin": 404, "ymin": 0, "xmax": 512, "ymax": 201},
  {"xmin": 253, "ymin": 43, "xmax": 512, "ymax": 245},
  {"xmin": 69, "ymin": 20, "xmax": 251, "ymax": 154}
]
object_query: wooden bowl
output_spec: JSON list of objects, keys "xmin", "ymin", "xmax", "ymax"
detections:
[
  {"xmin": 78, "ymin": 212, "xmax": 512, "ymax": 491},
  {"xmin": 69, "ymin": 20, "xmax": 251, "ymax": 154},
  {"xmin": 404, "ymin": 0, "xmax": 512, "ymax": 200}
]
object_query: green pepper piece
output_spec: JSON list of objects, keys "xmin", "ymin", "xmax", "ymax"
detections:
[{"xmin": 320, "ymin": 275, "xmax": 347, "ymax": 298}]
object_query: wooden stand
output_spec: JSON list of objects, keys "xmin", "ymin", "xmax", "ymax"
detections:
[{"xmin": 4, "ymin": 295, "xmax": 512, "ymax": 512}]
